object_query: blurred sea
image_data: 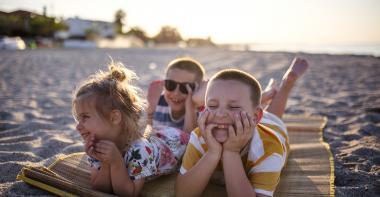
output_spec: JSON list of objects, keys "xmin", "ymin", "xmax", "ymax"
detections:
[{"xmin": 229, "ymin": 43, "xmax": 380, "ymax": 57}]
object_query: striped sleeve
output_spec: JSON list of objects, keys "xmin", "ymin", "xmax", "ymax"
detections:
[
  {"xmin": 245, "ymin": 112, "xmax": 289, "ymax": 196},
  {"xmin": 179, "ymin": 128, "xmax": 206, "ymax": 174}
]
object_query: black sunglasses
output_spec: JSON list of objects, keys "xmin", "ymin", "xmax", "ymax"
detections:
[{"xmin": 164, "ymin": 79, "xmax": 196, "ymax": 94}]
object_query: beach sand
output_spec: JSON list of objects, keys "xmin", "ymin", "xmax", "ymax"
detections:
[{"xmin": 0, "ymin": 48, "xmax": 379, "ymax": 196}]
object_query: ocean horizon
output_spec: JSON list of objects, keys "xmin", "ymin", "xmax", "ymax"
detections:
[{"xmin": 226, "ymin": 43, "xmax": 380, "ymax": 57}]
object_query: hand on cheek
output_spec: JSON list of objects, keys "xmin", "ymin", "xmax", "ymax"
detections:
[
  {"xmin": 198, "ymin": 109, "xmax": 210, "ymax": 138},
  {"xmin": 205, "ymin": 122, "xmax": 223, "ymax": 156},
  {"xmin": 185, "ymin": 83, "xmax": 195, "ymax": 110},
  {"xmin": 223, "ymin": 111, "xmax": 254, "ymax": 153},
  {"xmin": 92, "ymin": 140, "xmax": 122, "ymax": 165},
  {"xmin": 198, "ymin": 110, "xmax": 222, "ymax": 156},
  {"xmin": 85, "ymin": 134, "xmax": 98, "ymax": 158}
]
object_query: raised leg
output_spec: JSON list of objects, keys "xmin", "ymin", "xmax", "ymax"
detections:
[
  {"xmin": 261, "ymin": 78, "xmax": 278, "ymax": 108},
  {"xmin": 266, "ymin": 57, "xmax": 309, "ymax": 118}
]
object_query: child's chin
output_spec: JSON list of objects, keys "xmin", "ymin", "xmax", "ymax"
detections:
[
  {"xmin": 169, "ymin": 101, "xmax": 184, "ymax": 111},
  {"xmin": 212, "ymin": 129, "xmax": 228, "ymax": 143}
]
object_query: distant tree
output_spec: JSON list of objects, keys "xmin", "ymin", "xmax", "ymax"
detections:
[
  {"xmin": 114, "ymin": 9, "xmax": 126, "ymax": 34},
  {"xmin": 30, "ymin": 16, "xmax": 67, "ymax": 37},
  {"xmin": 0, "ymin": 14, "xmax": 66, "ymax": 37},
  {"xmin": 126, "ymin": 26, "xmax": 149, "ymax": 43},
  {"xmin": 186, "ymin": 36, "xmax": 215, "ymax": 47},
  {"xmin": 0, "ymin": 15, "xmax": 24, "ymax": 36},
  {"xmin": 84, "ymin": 28, "xmax": 100, "ymax": 40},
  {"xmin": 153, "ymin": 26, "xmax": 183, "ymax": 44}
]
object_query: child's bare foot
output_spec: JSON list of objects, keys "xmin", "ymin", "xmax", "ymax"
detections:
[
  {"xmin": 147, "ymin": 80, "xmax": 164, "ymax": 116},
  {"xmin": 282, "ymin": 57, "xmax": 309, "ymax": 88},
  {"xmin": 261, "ymin": 78, "xmax": 278, "ymax": 106}
]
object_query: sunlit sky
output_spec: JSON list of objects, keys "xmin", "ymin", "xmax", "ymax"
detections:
[{"xmin": 1, "ymin": 0, "xmax": 379, "ymax": 44}]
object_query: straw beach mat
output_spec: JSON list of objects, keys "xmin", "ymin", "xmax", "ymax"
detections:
[{"xmin": 17, "ymin": 115, "xmax": 334, "ymax": 197}]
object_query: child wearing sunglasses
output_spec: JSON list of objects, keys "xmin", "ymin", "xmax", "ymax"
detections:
[
  {"xmin": 147, "ymin": 57, "xmax": 281, "ymax": 133},
  {"xmin": 147, "ymin": 57, "xmax": 205, "ymax": 133}
]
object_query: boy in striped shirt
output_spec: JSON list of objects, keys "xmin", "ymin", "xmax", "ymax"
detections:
[{"xmin": 176, "ymin": 58, "xmax": 308, "ymax": 196}]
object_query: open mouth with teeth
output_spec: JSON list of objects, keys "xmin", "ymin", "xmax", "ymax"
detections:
[
  {"xmin": 216, "ymin": 124, "xmax": 229, "ymax": 129},
  {"xmin": 169, "ymin": 97, "xmax": 185, "ymax": 105},
  {"xmin": 211, "ymin": 123, "xmax": 232, "ymax": 143}
]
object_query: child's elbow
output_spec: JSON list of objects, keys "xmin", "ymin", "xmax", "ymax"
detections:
[
  {"xmin": 90, "ymin": 177, "xmax": 99, "ymax": 189},
  {"xmin": 91, "ymin": 182, "xmax": 112, "ymax": 193},
  {"xmin": 90, "ymin": 176, "xmax": 112, "ymax": 193},
  {"xmin": 114, "ymin": 190, "xmax": 136, "ymax": 197},
  {"xmin": 175, "ymin": 174, "xmax": 187, "ymax": 197}
]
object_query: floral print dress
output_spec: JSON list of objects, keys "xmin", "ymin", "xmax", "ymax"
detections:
[{"xmin": 87, "ymin": 126, "xmax": 190, "ymax": 180}]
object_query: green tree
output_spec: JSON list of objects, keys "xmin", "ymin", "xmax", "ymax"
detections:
[
  {"xmin": 0, "ymin": 15, "xmax": 24, "ymax": 36},
  {"xmin": 126, "ymin": 26, "xmax": 149, "ymax": 43},
  {"xmin": 153, "ymin": 26, "xmax": 183, "ymax": 44},
  {"xmin": 114, "ymin": 9, "xmax": 126, "ymax": 34},
  {"xmin": 0, "ymin": 15, "xmax": 67, "ymax": 37}
]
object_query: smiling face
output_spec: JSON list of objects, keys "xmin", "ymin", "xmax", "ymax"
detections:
[
  {"xmin": 74, "ymin": 97, "xmax": 122, "ymax": 144},
  {"xmin": 164, "ymin": 68, "xmax": 197, "ymax": 118},
  {"xmin": 205, "ymin": 79, "xmax": 258, "ymax": 143}
]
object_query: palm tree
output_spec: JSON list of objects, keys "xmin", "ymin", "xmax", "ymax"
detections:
[{"xmin": 114, "ymin": 9, "xmax": 126, "ymax": 34}]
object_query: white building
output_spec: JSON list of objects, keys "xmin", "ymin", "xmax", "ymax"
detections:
[{"xmin": 64, "ymin": 17, "xmax": 115, "ymax": 38}]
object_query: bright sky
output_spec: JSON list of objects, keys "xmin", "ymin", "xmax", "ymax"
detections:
[{"xmin": 1, "ymin": 0, "xmax": 379, "ymax": 44}]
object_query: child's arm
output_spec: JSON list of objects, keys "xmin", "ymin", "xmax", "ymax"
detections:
[
  {"xmin": 90, "ymin": 165, "xmax": 113, "ymax": 193},
  {"xmin": 183, "ymin": 106, "xmax": 197, "ymax": 133},
  {"xmin": 176, "ymin": 151, "xmax": 220, "ymax": 196},
  {"xmin": 192, "ymin": 80, "xmax": 208, "ymax": 107},
  {"xmin": 222, "ymin": 152, "xmax": 270, "ymax": 197},
  {"xmin": 183, "ymin": 84, "xmax": 199, "ymax": 132},
  {"xmin": 92, "ymin": 140, "xmax": 145, "ymax": 196},
  {"xmin": 176, "ymin": 111, "xmax": 222, "ymax": 196},
  {"xmin": 109, "ymin": 154, "xmax": 145, "ymax": 196},
  {"xmin": 85, "ymin": 135, "xmax": 114, "ymax": 192},
  {"xmin": 222, "ymin": 151, "xmax": 257, "ymax": 196},
  {"xmin": 146, "ymin": 80, "xmax": 164, "ymax": 125},
  {"xmin": 222, "ymin": 111, "xmax": 257, "ymax": 196}
]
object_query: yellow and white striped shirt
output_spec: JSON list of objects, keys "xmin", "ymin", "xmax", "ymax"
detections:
[{"xmin": 180, "ymin": 111, "xmax": 289, "ymax": 196}]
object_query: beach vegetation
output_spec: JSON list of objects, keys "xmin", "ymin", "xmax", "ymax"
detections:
[
  {"xmin": 153, "ymin": 26, "xmax": 183, "ymax": 44},
  {"xmin": 114, "ymin": 9, "xmax": 126, "ymax": 34},
  {"xmin": 0, "ymin": 11, "xmax": 67, "ymax": 37}
]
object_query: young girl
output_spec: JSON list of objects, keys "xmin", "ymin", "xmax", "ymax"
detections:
[{"xmin": 72, "ymin": 61, "xmax": 190, "ymax": 196}]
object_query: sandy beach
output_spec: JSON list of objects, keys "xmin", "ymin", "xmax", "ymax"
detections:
[{"xmin": 0, "ymin": 48, "xmax": 379, "ymax": 196}]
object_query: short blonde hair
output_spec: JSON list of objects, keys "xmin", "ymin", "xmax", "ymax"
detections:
[
  {"xmin": 72, "ymin": 61, "xmax": 146, "ymax": 148},
  {"xmin": 209, "ymin": 69, "xmax": 262, "ymax": 107},
  {"xmin": 166, "ymin": 57, "xmax": 205, "ymax": 82}
]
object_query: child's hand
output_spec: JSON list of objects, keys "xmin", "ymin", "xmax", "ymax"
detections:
[
  {"xmin": 147, "ymin": 80, "xmax": 164, "ymax": 118},
  {"xmin": 192, "ymin": 80, "xmax": 208, "ymax": 107},
  {"xmin": 92, "ymin": 140, "xmax": 123, "ymax": 165},
  {"xmin": 223, "ymin": 111, "xmax": 254, "ymax": 153},
  {"xmin": 198, "ymin": 110, "xmax": 222, "ymax": 156},
  {"xmin": 185, "ymin": 83, "xmax": 196, "ymax": 111},
  {"xmin": 84, "ymin": 134, "xmax": 97, "ymax": 158}
]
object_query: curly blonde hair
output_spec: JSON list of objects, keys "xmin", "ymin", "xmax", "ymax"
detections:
[{"xmin": 72, "ymin": 61, "xmax": 146, "ymax": 149}]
